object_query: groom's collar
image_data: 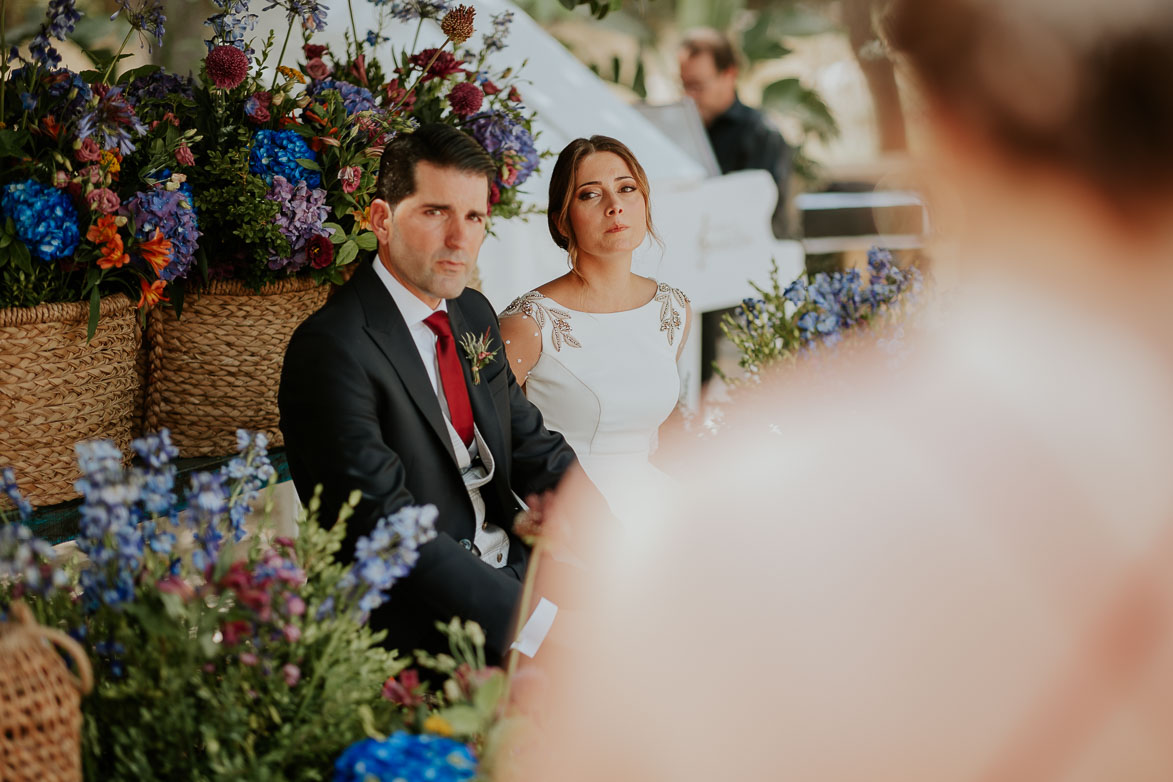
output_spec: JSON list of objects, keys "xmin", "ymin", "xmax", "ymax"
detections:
[{"xmin": 371, "ymin": 257, "xmax": 448, "ymax": 329}]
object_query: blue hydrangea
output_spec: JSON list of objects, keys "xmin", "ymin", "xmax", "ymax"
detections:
[
  {"xmin": 0, "ymin": 180, "xmax": 80, "ymax": 262},
  {"xmin": 125, "ymin": 188, "xmax": 201, "ymax": 281},
  {"xmin": 307, "ymin": 77, "xmax": 377, "ymax": 115},
  {"xmin": 249, "ymin": 129, "xmax": 321, "ymax": 188},
  {"xmin": 334, "ymin": 733, "xmax": 476, "ymax": 782},
  {"xmin": 464, "ymin": 111, "xmax": 540, "ymax": 188}
]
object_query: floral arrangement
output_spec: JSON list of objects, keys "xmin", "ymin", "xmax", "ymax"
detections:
[
  {"xmin": 294, "ymin": 0, "xmax": 545, "ymax": 222},
  {"xmin": 0, "ymin": 1, "xmax": 202, "ymax": 331},
  {"xmin": 0, "ymin": 430, "xmax": 447, "ymax": 780},
  {"xmin": 719, "ymin": 247, "xmax": 924, "ymax": 379},
  {"xmin": 1, "ymin": 0, "xmax": 546, "ymax": 326}
]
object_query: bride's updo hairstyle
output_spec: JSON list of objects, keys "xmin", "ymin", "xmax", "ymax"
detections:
[
  {"xmin": 547, "ymin": 135, "xmax": 660, "ymax": 270},
  {"xmin": 886, "ymin": 0, "xmax": 1173, "ymax": 218}
]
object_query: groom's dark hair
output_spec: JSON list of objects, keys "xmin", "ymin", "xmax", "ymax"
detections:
[{"xmin": 376, "ymin": 123, "xmax": 496, "ymax": 209}]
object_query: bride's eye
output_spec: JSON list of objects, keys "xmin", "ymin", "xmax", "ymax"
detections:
[
  {"xmin": 577, "ymin": 190, "xmax": 599, "ymax": 201},
  {"xmin": 620, "ymin": 185, "xmax": 638, "ymax": 193}
]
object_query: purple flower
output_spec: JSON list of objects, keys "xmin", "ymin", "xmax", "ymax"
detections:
[
  {"xmin": 74, "ymin": 439, "xmax": 145, "ymax": 611},
  {"xmin": 219, "ymin": 430, "xmax": 276, "ymax": 542},
  {"xmin": 337, "ymin": 505, "xmax": 438, "ymax": 620},
  {"xmin": 381, "ymin": 0, "xmax": 452, "ymax": 22},
  {"xmin": 110, "ymin": 0, "xmax": 166, "ymax": 52},
  {"xmin": 307, "ymin": 78, "xmax": 377, "ymax": 115},
  {"xmin": 464, "ymin": 111, "xmax": 539, "ymax": 188},
  {"xmin": 244, "ymin": 91, "xmax": 272, "ymax": 123},
  {"xmin": 205, "ymin": 0, "xmax": 258, "ymax": 53},
  {"xmin": 1, "ymin": 467, "xmax": 33, "ymax": 521},
  {"xmin": 124, "ymin": 188, "xmax": 201, "ymax": 281},
  {"xmin": 264, "ymin": 176, "xmax": 332, "ymax": 272},
  {"xmin": 125, "ymin": 70, "xmax": 195, "ymax": 105},
  {"xmin": 283, "ymin": 663, "xmax": 301, "ymax": 686},
  {"xmin": 77, "ymin": 85, "xmax": 148, "ymax": 155},
  {"xmin": 28, "ymin": 0, "xmax": 82, "ymax": 69},
  {"xmin": 261, "ymin": 0, "xmax": 328, "ymax": 32},
  {"xmin": 482, "ymin": 10, "xmax": 513, "ymax": 53}
]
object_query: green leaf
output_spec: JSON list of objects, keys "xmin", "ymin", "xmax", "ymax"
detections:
[
  {"xmin": 329, "ymin": 231, "xmax": 348, "ymax": 245},
  {"xmin": 296, "ymin": 158, "xmax": 322, "ymax": 171},
  {"xmin": 472, "ymin": 670, "xmax": 506, "ymax": 715},
  {"xmin": 321, "ymin": 221, "xmax": 344, "ymax": 235},
  {"xmin": 761, "ymin": 78, "xmax": 840, "ymax": 141},
  {"xmin": 740, "ymin": 12, "xmax": 793, "ymax": 65},
  {"xmin": 0, "ymin": 129, "xmax": 30, "ymax": 158},
  {"xmin": 87, "ymin": 286, "xmax": 100, "ymax": 342},
  {"xmin": 119, "ymin": 64, "xmax": 163, "ymax": 84},
  {"xmin": 335, "ymin": 240, "xmax": 359, "ymax": 267},
  {"xmin": 436, "ymin": 704, "xmax": 481, "ymax": 736},
  {"xmin": 353, "ymin": 231, "xmax": 377, "ymax": 251}
]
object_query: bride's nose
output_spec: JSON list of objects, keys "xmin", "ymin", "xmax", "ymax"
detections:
[{"xmin": 605, "ymin": 196, "xmax": 622, "ymax": 216}]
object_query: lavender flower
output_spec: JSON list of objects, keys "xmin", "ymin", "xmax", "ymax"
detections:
[
  {"xmin": 75, "ymin": 440, "xmax": 145, "ymax": 610},
  {"xmin": 77, "ymin": 85, "xmax": 148, "ymax": 155},
  {"xmin": 482, "ymin": 11, "xmax": 513, "ymax": 53},
  {"xmin": 205, "ymin": 0, "xmax": 258, "ymax": 53},
  {"xmin": 219, "ymin": 430, "xmax": 276, "ymax": 543},
  {"xmin": 125, "ymin": 70, "xmax": 195, "ymax": 105},
  {"xmin": 337, "ymin": 505, "xmax": 438, "ymax": 620},
  {"xmin": 187, "ymin": 471, "xmax": 230, "ymax": 574},
  {"xmin": 0, "ymin": 524, "xmax": 66, "ymax": 599},
  {"xmin": 261, "ymin": 0, "xmax": 329, "ymax": 32},
  {"xmin": 464, "ymin": 111, "xmax": 539, "ymax": 188},
  {"xmin": 264, "ymin": 176, "xmax": 332, "ymax": 272},
  {"xmin": 110, "ymin": 0, "xmax": 167, "ymax": 51},
  {"xmin": 307, "ymin": 78, "xmax": 377, "ymax": 115},
  {"xmin": 1, "ymin": 467, "xmax": 33, "ymax": 521},
  {"xmin": 28, "ymin": 0, "xmax": 83, "ymax": 69},
  {"xmin": 377, "ymin": 0, "xmax": 452, "ymax": 22}
]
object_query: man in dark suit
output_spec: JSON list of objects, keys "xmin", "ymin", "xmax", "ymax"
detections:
[{"xmin": 279, "ymin": 124, "xmax": 581, "ymax": 664}]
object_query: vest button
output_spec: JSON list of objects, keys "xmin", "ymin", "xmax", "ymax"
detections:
[
  {"xmin": 459, "ymin": 538, "xmax": 472, "ymax": 551},
  {"xmin": 497, "ymin": 552, "xmax": 504, "ymax": 563}
]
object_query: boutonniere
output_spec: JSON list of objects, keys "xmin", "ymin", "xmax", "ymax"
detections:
[{"xmin": 458, "ymin": 328, "xmax": 499, "ymax": 384}]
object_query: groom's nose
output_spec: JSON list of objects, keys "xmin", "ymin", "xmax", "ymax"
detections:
[{"xmin": 445, "ymin": 219, "xmax": 477, "ymax": 250}]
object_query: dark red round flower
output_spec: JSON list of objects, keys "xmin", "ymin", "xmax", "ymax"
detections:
[
  {"xmin": 307, "ymin": 233, "xmax": 334, "ymax": 269},
  {"xmin": 408, "ymin": 48, "xmax": 466, "ymax": 83},
  {"xmin": 447, "ymin": 82, "xmax": 484, "ymax": 117},
  {"xmin": 205, "ymin": 45, "xmax": 250, "ymax": 90},
  {"xmin": 303, "ymin": 43, "xmax": 328, "ymax": 60}
]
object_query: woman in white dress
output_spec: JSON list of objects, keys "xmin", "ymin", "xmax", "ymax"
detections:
[{"xmin": 499, "ymin": 136, "xmax": 691, "ymax": 520}]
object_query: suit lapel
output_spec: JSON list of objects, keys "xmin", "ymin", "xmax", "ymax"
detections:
[
  {"xmin": 355, "ymin": 263, "xmax": 457, "ymax": 465},
  {"xmin": 447, "ymin": 300, "xmax": 508, "ymax": 470}
]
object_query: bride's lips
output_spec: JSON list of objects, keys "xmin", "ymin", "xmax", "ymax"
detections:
[{"xmin": 605, "ymin": 224, "xmax": 628, "ymax": 234}]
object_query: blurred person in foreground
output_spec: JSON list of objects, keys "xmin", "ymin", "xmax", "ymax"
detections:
[{"xmin": 506, "ymin": 0, "xmax": 1173, "ymax": 779}]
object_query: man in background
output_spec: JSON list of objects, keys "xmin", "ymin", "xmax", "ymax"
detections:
[{"xmin": 680, "ymin": 28, "xmax": 792, "ymax": 383}]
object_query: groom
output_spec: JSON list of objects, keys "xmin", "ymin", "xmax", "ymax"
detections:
[{"xmin": 279, "ymin": 124, "xmax": 580, "ymax": 663}]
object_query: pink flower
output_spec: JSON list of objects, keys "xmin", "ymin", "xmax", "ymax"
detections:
[
  {"xmin": 283, "ymin": 663, "xmax": 301, "ymax": 687},
  {"xmin": 221, "ymin": 619, "xmax": 252, "ymax": 646},
  {"xmin": 275, "ymin": 536, "xmax": 296, "ymax": 549},
  {"xmin": 79, "ymin": 165, "xmax": 103, "ymax": 185},
  {"xmin": 75, "ymin": 137, "xmax": 101, "ymax": 162},
  {"xmin": 205, "ymin": 44, "xmax": 250, "ymax": 90},
  {"xmin": 53, "ymin": 170, "xmax": 69, "ymax": 188},
  {"xmin": 203, "ymin": 663, "xmax": 216, "ymax": 674},
  {"xmin": 86, "ymin": 187, "xmax": 120, "ymax": 214},
  {"xmin": 283, "ymin": 624, "xmax": 302, "ymax": 643},
  {"xmin": 337, "ymin": 165, "xmax": 361, "ymax": 194},
  {"xmin": 305, "ymin": 57, "xmax": 330, "ymax": 81},
  {"xmin": 284, "ymin": 594, "xmax": 306, "ymax": 617},
  {"xmin": 382, "ymin": 669, "xmax": 424, "ymax": 706},
  {"xmin": 175, "ymin": 144, "xmax": 195, "ymax": 167},
  {"xmin": 447, "ymin": 82, "xmax": 483, "ymax": 117},
  {"xmin": 155, "ymin": 574, "xmax": 194, "ymax": 600},
  {"xmin": 245, "ymin": 91, "xmax": 272, "ymax": 124},
  {"xmin": 240, "ymin": 652, "xmax": 258, "ymax": 666}
]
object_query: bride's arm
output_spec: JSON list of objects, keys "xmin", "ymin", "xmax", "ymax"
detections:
[{"xmin": 500, "ymin": 313, "xmax": 543, "ymax": 388}]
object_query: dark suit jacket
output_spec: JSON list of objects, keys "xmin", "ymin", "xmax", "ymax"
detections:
[{"xmin": 278, "ymin": 260, "xmax": 578, "ymax": 662}]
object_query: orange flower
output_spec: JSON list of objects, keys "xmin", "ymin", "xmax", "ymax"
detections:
[
  {"xmin": 351, "ymin": 206, "xmax": 372, "ymax": 232},
  {"xmin": 277, "ymin": 66, "xmax": 306, "ymax": 84},
  {"xmin": 138, "ymin": 278, "xmax": 169, "ymax": 308},
  {"xmin": 86, "ymin": 216, "xmax": 130, "ymax": 269},
  {"xmin": 137, "ymin": 229, "xmax": 173, "ymax": 274}
]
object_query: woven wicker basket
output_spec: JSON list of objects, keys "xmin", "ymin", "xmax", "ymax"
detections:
[
  {"xmin": 0, "ymin": 601, "xmax": 93, "ymax": 782},
  {"xmin": 0, "ymin": 295, "xmax": 142, "ymax": 507},
  {"xmin": 144, "ymin": 277, "xmax": 330, "ymax": 456}
]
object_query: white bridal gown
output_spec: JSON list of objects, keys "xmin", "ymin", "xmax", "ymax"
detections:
[{"xmin": 502, "ymin": 282, "xmax": 690, "ymax": 522}]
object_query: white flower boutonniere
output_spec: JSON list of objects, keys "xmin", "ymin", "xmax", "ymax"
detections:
[{"xmin": 459, "ymin": 328, "xmax": 499, "ymax": 384}]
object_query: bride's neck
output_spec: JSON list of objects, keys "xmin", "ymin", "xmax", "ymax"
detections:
[{"xmin": 571, "ymin": 251, "xmax": 636, "ymax": 294}]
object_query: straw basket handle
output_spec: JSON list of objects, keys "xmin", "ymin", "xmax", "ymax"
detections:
[{"xmin": 8, "ymin": 601, "xmax": 93, "ymax": 695}]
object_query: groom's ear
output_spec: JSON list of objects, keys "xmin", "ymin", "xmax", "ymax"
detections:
[{"xmin": 370, "ymin": 199, "xmax": 394, "ymax": 246}]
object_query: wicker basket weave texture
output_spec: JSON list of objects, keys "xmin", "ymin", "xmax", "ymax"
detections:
[
  {"xmin": 0, "ymin": 602, "xmax": 93, "ymax": 782},
  {"xmin": 0, "ymin": 295, "xmax": 142, "ymax": 507},
  {"xmin": 144, "ymin": 277, "xmax": 331, "ymax": 457}
]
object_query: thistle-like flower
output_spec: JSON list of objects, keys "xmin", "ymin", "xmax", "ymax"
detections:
[
  {"xmin": 440, "ymin": 5, "xmax": 476, "ymax": 45},
  {"xmin": 458, "ymin": 328, "xmax": 498, "ymax": 384}
]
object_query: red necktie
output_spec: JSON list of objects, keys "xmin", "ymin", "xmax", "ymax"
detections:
[{"xmin": 423, "ymin": 311, "xmax": 475, "ymax": 447}]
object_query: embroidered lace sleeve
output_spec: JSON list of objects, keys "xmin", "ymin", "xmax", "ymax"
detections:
[{"xmin": 500, "ymin": 292, "xmax": 547, "ymax": 385}]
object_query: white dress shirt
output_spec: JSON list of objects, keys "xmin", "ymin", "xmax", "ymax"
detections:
[{"xmin": 372, "ymin": 258, "xmax": 510, "ymax": 567}]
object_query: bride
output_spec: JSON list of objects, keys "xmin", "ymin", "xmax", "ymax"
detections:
[{"xmin": 499, "ymin": 136, "xmax": 691, "ymax": 520}]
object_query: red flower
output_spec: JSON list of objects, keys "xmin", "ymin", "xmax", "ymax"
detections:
[
  {"xmin": 220, "ymin": 619, "xmax": 252, "ymax": 646},
  {"xmin": 305, "ymin": 57, "xmax": 330, "ymax": 81},
  {"xmin": 382, "ymin": 669, "xmax": 424, "ymax": 707},
  {"xmin": 205, "ymin": 44, "xmax": 250, "ymax": 90},
  {"xmin": 175, "ymin": 144, "xmax": 195, "ymax": 167},
  {"xmin": 508, "ymin": 86, "xmax": 522, "ymax": 102},
  {"xmin": 307, "ymin": 233, "xmax": 334, "ymax": 269},
  {"xmin": 350, "ymin": 53, "xmax": 368, "ymax": 86},
  {"xmin": 337, "ymin": 165, "xmax": 361, "ymax": 194},
  {"xmin": 75, "ymin": 137, "xmax": 101, "ymax": 162},
  {"xmin": 447, "ymin": 82, "xmax": 483, "ymax": 117},
  {"xmin": 408, "ymin": 48, "xmax": 466, "ymax": 82},
  {"xmin": 481, "ymin": 79, "xmax": 500, "ymax": 95},
  {"xmin": 489, "ymin": 182, "xmax": 501, "ymax": 205},
  {"xmin": 303, "ymin": 43, "xmax": 328, "ymax": 60},
  {"xmin": 384, "ymin": 79, "xmax": 416, "ymax": 112}
]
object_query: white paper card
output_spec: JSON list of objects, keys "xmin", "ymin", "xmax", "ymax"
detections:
[{"xmin": 510, "ymin": 597, "xmax": 558, "ymax": 658}]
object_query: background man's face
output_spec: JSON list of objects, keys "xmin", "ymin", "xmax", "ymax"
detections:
[
  {"xmin": 679, "ymin": 51, "xmax": 737, "ymax": 126},
  {"xmin": 372, "ymin": 161, "xmax": 489, "ymax": 308}
]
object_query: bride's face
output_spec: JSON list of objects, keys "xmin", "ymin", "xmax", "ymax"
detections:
[{"xmin": 567, "ymin": 151, "xmax": 648, "ymax": 259}]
